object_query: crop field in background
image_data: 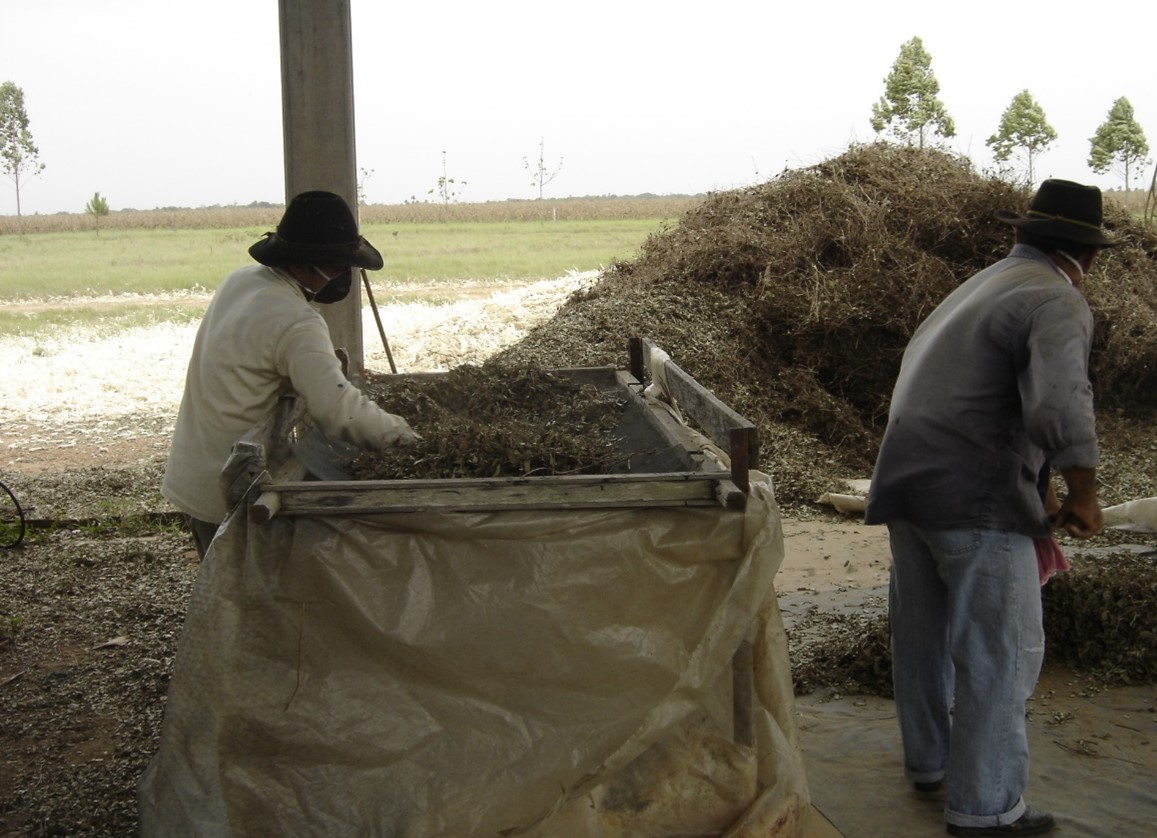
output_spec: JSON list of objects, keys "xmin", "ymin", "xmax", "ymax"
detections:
[
  {"xmin": 0, "ymin": 196, "xmax": 700, "ymax": 235},
  {"xmin": 0, "ymin": 197, "xmax": 699, "ymax": 339}
]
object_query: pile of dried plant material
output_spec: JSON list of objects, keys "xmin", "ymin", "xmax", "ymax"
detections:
[
  {"xmin": 497, "ymin": 142, "xmax": 1157, "ymax": 693},
  {"xmin": 790, "ymin": 612, "xmax": 893, "ymax": 698},
  {"xmin": 789, "ymin": 545, "xmax": 1157, "ymax": 699},
  {"xmin": 347, "ymin": 361, "xmax": 629, "ymax": 480},
  {"xmin": 1042, "ymin": 552, "xmax": 1157, "ymax": 684},
  {"xmin": 498, "ymin": 142, "xmax": 1157, "ymax": 515},
  {"xmin": 790, "ymin": 548, "xmax": 1157, "ymax": 698}
]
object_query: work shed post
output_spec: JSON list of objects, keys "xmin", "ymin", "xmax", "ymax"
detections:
[{"xmin": 278, "ymin": 0, "xmax": 365, "ymax": 375}]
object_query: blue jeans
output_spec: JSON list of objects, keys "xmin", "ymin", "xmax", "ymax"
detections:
[{"xmin": 887, "ymin": 520, "xmax": 1044, "ymax": 828}]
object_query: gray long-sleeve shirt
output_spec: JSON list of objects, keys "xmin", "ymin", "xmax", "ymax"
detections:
[{"xmin": 864, "ymin": 244, "xmax": 1098, "ymax": 536}]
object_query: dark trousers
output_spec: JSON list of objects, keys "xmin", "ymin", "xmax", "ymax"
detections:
[{"xmin": 185, "ymin": 516, "xmax": 221, "ymax": 561}]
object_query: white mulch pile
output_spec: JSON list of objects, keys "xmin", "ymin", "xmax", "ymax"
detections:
[{"xmin": 0, "ymin": 272, "xmax": 595, "ymax": 429}]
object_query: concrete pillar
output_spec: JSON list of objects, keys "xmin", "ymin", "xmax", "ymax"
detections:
[{"xmin": 278, "ymin": 0, "xmax": 364, "ymax": 375}]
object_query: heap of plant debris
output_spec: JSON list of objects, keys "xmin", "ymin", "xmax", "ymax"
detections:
[
  {"xmin": 498, "ymin": 142, "xmax": 1157, "ymax": 693},
  {"xmin": 349, "ymin": 361, "xmax": 629, "ymax": 480},
  {"xmin": 790, "ymin": 612, "xmax": 893, "ymax": 698},
  {"xmin": 1041, "ymin": 552, "xmax": 1157, "ymax": 683},
  {"xmin": 789, "ymin": 546, "xmax": 1157, "ymax": 698},
  {"xmin": 499, "ymin": 142, "xmax": 1157, "ymax": 513}
]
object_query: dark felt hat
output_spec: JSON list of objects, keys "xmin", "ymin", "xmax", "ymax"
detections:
[
  {"xmin": 994, "ymin": 179, "xmax": 1116, "ymax": 248},
  {"xmin": 249, "ymin": 190, "xmax": 383, "ymax": 269}
]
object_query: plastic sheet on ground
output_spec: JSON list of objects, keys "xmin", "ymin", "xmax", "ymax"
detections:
[
  {"xmin": 798, "ymin": 671, "xmax": 1157, "ymax": 837},
  {"xmin": 138, "ymin": 472, "xmax": 808, "ymax": 836}
]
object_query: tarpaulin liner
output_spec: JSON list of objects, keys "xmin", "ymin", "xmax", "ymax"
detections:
[{"xmin": 138, "ymin": 472, "xmax": 807, "ymax": 835}]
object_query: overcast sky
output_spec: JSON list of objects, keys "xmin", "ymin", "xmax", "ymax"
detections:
[{"xmin": 2, "ymin": 0, "xmax": 1154, "ymax": 216}]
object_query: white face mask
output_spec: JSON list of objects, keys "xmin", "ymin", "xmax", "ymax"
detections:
[{"xmin": 1056, "ymin": 251, "xmax": 1086, "ymax": 280}]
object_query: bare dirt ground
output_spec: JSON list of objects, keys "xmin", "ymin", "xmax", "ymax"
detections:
[{"xmin": 1, "ymin": 276, "xmax": 1154, "ymax": 836}]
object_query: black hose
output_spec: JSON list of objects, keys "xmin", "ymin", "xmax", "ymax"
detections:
[{"xmin": 1, "ymin": 479, "xmax": 26, "ymax": 549}]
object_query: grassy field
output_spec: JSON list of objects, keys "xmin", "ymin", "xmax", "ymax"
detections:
[
  {"xmin": 0, "ymin": 198, "xmax": 698, "ymax": 338},
  {"xmin": 0, "ymin": 219, "xmax": 675, "ymax": 298}
]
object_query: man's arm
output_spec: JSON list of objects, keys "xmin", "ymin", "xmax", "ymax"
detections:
[{"xmin": 280, "ymin": 319, "xmax": 419, "ymax": 448}]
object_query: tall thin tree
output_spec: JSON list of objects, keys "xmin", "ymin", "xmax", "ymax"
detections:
[
  {"xmin": 1088, "ymin": 96, "xmax": 1151, "ymax": 192},
  {"xmin": 428, "ymin": 151, "xmax": 466, "ymax": 206},
  {"xmin": 870, "ymin": 37, "xmax": 956, "ymax": 150},
  {"xmin": 0, "ymin": 81, "xmax": 46, "ymax": 218},
  {"xmin": 523, "ymin": 138, "xmax": 563, "ymax": 200},
  {"xmin": 85, "ymin": 192, "xmax": 110, "ymax": 233},
  {"xmin": 986, "ymin": 90, "xmax": 1057, "ymax": 186}
]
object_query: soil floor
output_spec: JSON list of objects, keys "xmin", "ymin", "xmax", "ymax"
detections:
[{"xmin": 2, "ymin": 282, "xmax": 1155, "ymax": 835}]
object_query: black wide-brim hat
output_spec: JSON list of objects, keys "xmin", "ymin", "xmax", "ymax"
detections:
[
  {"xmin": 249, "ymin": 190, "xmax": 384, "ymax": 270},
  {"xmin": 994, "ymin": 178, "xmax": 1117, "ymax": 248}
]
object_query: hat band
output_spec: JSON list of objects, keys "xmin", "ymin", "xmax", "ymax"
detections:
[
  {"xmin": 270, "ymin": 232, "xmax": 363, "ymax": 251},
  {"xmin": 1025, "ymin": 210, "xmax": 1103, "ymax": 233}
]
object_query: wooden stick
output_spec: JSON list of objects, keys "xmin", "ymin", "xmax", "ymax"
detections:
[{"xmin": 361, "ymin": 268, "xmax": 397, "ymax": 374}]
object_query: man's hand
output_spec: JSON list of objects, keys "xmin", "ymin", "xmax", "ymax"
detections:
[
  {"xmin": 1052, "ymin": 497, "xmax": 1102, "ymax": 538},
  {"xmin": 1053, "ymin": 466, "xmax": 1102, "ymax": 539}
]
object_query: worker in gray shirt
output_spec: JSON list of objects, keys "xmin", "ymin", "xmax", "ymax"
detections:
[{"xmin": 865, "ymin": 180, "xmax": 1113, "ymax": 837}]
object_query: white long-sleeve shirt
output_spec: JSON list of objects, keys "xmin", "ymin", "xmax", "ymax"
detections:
[{"xmin": 162, "ymin": 264, "xmax": 411, "ymax": 523}]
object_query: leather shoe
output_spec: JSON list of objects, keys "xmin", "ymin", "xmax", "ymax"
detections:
[
  {"xmin": 914, "ymin": 779, "xmax": 944, "ymax": 793},
  {"xmin": 946, "ymin": 806, "xmax": 1055, "ymax": 836}
]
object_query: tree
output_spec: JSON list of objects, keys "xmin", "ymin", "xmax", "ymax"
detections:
[
  {"xmin": 870, "ymin": 37, "xmax": 956, "ymax": 149},
  {"xmin": 1146, "ymin": 165, "xmax": 1156, "ymax": 227},
  {"xmin": 523, "ymin": 137, "xmax": 563, "ymax": 200},
  {"xmin": 357, "ymin": 166, "xmax": 374, "ymax": 206},
  {"xmin": 85, "ymin": 192, "xmax": 110, "ymax": 232},
  {"xmin": 986, "ymin": 90, "xmax": 1058, "ymax": 186},
  {"xmin": 0, "ymin": 81, "xmax": 46, "ymax": 218},
  {"xmin": 428, "ymin": 151, "xmax": 466, "ymax": 205},
  {"xmin": 1088, "ymin": 96, "xmax": 1151, "ymax": 191}
]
